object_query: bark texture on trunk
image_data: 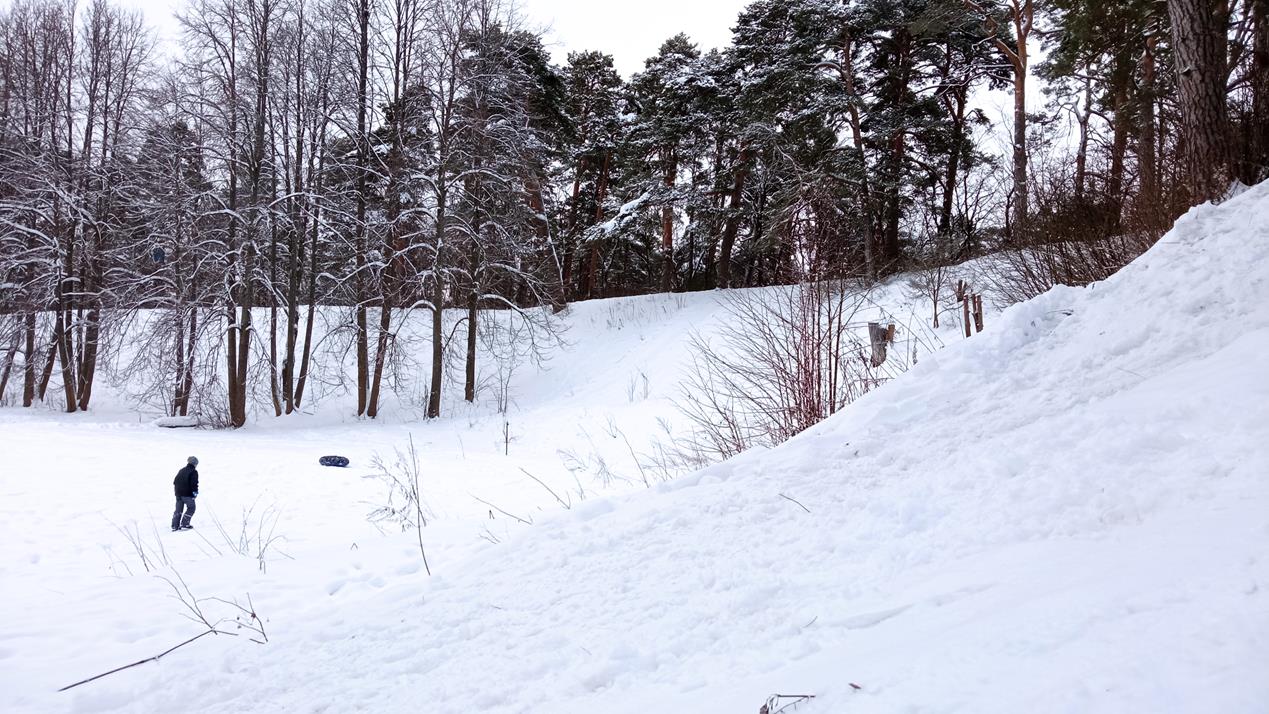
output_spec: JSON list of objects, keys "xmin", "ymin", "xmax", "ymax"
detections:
[
  {"xmin": 1138, "ymin": 37, "xmax": 1160, "ymax": 204},
  {"xmin": 1168, "ymin": 0, "xmax": 1231, "ymax": 201},
  {"xmin": 717, "ymin": 145, "xmax": 753, "ymax": 289},
  {"xmin": 660, "ymin": 151, "xmax": 676, "ymax": 293}
]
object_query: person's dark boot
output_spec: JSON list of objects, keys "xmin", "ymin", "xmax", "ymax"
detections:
[{"xmin": 180, "ymin": 524, "xmax": 194, "ymax": 530}]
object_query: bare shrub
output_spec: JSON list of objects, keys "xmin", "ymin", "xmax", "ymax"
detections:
[
  {"xmin": 625, "ymin": 370, "xmax": 650, "ymax": 402},
  {"xmin": 107, "ymin": 518, "xmax": 173, "ymax": 575},
  {"xmin": 365, "ymin": 434, "xmax": 433, "ymax": 575},
  {"xmin": 636, "ymin": 418, "xmax": 715, "ymax": 483},
  {"xmin": 104, "ymin": 306, "xmax": 225, "ymax": 423},
  {"xmin": 904, "ymin": 258, "xmax": 957, "ymax": 330},
  {"xmin": 677, "ymin": 280, "xmax": 888, "ymax": 459},
  {"xmin": 988, "ymin": 143, "xmax": 1171, "ymax": 305},
  {"xmin": 202, "ymin": 499, "xmax": 289, "ymax": 573},
  {"xmin": 986, "ymin": 233, "xmax": 1159, "ymax": 304},
  {"xmin": 556, "ymin": 425, "xmax": 626, "ymax": 488}
]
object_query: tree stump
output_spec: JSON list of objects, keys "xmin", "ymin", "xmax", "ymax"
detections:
[{"xmin": 869, "ymin": 322, "xmax": 894, "ymax": 367}]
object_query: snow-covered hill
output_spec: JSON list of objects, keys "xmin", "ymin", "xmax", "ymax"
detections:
[{"xmin": 3, "ymin": 183, "xmax": 1268, "ymax": 713}]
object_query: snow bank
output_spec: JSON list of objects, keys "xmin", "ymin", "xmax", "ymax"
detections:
[{"xmin": 3, "ymin": 184, "xmax": 1267, "ymax": 713}]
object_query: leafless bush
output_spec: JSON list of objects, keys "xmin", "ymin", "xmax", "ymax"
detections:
[
  {"xmin": 108, "ymin": 308, "xmax": 224, "ymax": 422},
  {"xmin": 625, "ymin": 370, "xmax": 650, "ymax": 402},
  {"xmin": 676, "ymin": 280, "xmax": 888, "ymax": 459},
  {"xmin": 636, "ymin": 418, "xmax": 716, "ymax": 483},
  {"xmin": 556, "ymin": 425, "xmax": 626, "ymax": 488},
  {"xmin": 201, "ymin": 499, "xmax": 289, "ymax": 573},
  {"xmin": 904, "ymin": 258, "xmax": 957, "ymax": 330},
  {"xmin": 106, "ymin": 519, "xmax": 173, "ymax": 575},
  {"xmin": 598, "ymin": 416, "xmax": 658, "ymax": 487},
  {"xmin": 986, "ymin": 232, "xmax": 1158, "ymax": 304},
  {"xmin": 988, "ymin": 147, "xmax": 1171, "ymax": 305},
  {"xmin": 474, "ymin": 304, "xmax": 567, "ymax": 414},
  {"xmin": 365, "ymin": 434, "xmax": 433, "ymax": 575}
]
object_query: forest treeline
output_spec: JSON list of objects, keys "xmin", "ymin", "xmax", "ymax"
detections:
[{"xmin": 1, "ymin": 0, "xmax": 1266, "ymax": 424}]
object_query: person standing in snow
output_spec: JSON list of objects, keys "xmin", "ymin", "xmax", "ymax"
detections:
[{"xmin": 171, "ymin": 456, "xmax": 199, "ymax": 531}]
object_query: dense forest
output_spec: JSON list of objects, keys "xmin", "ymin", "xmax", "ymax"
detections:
[{"xmin": 1, "ymin": 0, "xmax": 1266, "ymax": 425}]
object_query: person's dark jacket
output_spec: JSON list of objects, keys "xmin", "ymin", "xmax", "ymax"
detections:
[{"xmin": 174, "ymin": 464, "xmax": 199, "ymax": 497}]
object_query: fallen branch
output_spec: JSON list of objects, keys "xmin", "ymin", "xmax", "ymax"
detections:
[
  {"xmin": 520, "ymin": 468, "xmax": 571, "ymax": 510},
  {"xmin": 778, "ymin": 493, "xmax": 811, "ymax": 513},
  {"xmin": 60, "ymin": 571, "xmax": 268, "ymax": 693},
  {"xmin": 207, "ymin": 593, "xmax": 269, "ymax": 644},
  {"xmin": 470, "ymin": 494, "xmax": 534, "ymax": 525},
  {"xmin": 760, "ymin": 693, "xmax": 816, "ymax": 714},
  {"xmin": 58, "ymin": 629, "xmax": 226, "ymax": 692}
]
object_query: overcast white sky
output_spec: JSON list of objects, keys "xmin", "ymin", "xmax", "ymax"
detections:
[
  {"xmin": 122, "ymin": 0, "xmax": 753, "ymax": 78},
  {"xmin": 520, "ymin": 0, "xmax": 751, "ymax": 76}
]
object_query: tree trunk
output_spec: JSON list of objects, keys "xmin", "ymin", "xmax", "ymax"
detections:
[
  {"xmin": 22, "ymin": 312, "xmax": 36, "ymax": 407},
  {"xmin": 268, "ymin": 221, "xmax": 283, "ymax": 417},
  {"xmin": 837, "ymin": 31, "xmax": 876, "ymax": 281},
  {"xmin": 1010, "ymin": 50, "xmax": 1029, "ymax": 241},
  {"xmin": 1107, "ymin": 59, "xmax": 1131, "ymax": 231},
  {"xmin": 76, "ymin": 305, "xmax": 100, "ymax": 411},
  {"xmin": 353, "ymin": 0, "xmax": 371, "ymax": 417},
  {"xmin": 1168, "ymin": 0, "xmax": 1232, "ymax": 201},
  {"xmin": 1245, "ymin": 0, "xmax": 1269, "ymax": 183},
  {"xmin": 223, "ymin": 7, "xmax": 246, "ymax": 428},
  {"xmin": 1075, "ymin": 78, "xmax": 1092, "ymax": 200},
  {"xmin": 881, "ymin": 27, "xmax": 913, "ymax": 272},
  {"xmin": 937, "ymin": 63, "xmax": 968, "ymax": 259},
  {"xmin": 54, "ymin": 306, "xmax": 77, "ymax": 413},
  {"xmin": 75, "ymin": 224, "xmax": 102, "ymax": 411},
  {"xmin": 1138, "ymin": 37, "xmax": 1160, "ymax": 205},
  {"xmin": 174, "ymin": 308, "xmax": 196, "ymax": 417},
  {"xmin": 584, "ymin": 151, "xmax": 611, "ymax": 299},
  {"xmin": 367, "ymin": 221, "xmax": 394, "ymax": 418},
  {"xmin": 717, "ymin": 144, "xmax": 753, "ymax": 289},
  {"xmin": 37, "ymin": 335, "xmax": 56, "ymax": 402},
  {"xmin": 519, "ymin": 174, "xmax": 561, "ymax": 309},
  {"xmin": 660, "ymin": 150, "xmax": 676, "ymax": 293},
  {"xmin": 231, "ymin": 269, "xmax": 253, "ymax": 427},
  {"xmin": 294, "ymin": 212, "xmax": 320, "ymax": 410},
  {"xmin": 282, "ymin": 225, "xmax": 300, "ymax": 414},
  {"xmin": 427, "ymin": 188, "xmax": 447, "ymax": 419},
  {"xmin": 367, "ymin": 301, "xmax": 391, "ymax": 418},
  {"xmin": 561, "ymin": 158, "xmax": 586, "ymax": 300},
  {"xmin": 464, "ymin": 289, "xmax": 477, "ymax": 402},
  {"xmin": 0, "ymin": 331, "xmax": 18, "ymax": 402}
]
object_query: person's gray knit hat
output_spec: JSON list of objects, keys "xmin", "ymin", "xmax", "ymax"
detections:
[{"xmin": 188, "ymin": 456, "xmax": 199, "ymax": 466}]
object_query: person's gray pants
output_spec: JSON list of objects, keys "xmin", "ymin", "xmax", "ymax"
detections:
[{"xmin": 172, "ymin": 496, "xmax": 196, "ymax": 529}]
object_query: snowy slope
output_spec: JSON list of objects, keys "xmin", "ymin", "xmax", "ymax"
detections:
[{"xmin": 3, "ymin": 184, "xmax": 1268, "ymax": 713}]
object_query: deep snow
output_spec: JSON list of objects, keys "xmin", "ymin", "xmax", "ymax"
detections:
[{"xmin": 1, "ymin": 183, "xmax": 1267, "ymax": 713}]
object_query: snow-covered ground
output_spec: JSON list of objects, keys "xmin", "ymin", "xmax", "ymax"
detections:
[{"xmin": 2, "ymin": 183, "xmax": 1268, "ymax": 713}]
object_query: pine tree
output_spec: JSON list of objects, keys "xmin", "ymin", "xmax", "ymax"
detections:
[{"xmin": 559, "ymin": 50, "xmax": 624, "ymax": 298}]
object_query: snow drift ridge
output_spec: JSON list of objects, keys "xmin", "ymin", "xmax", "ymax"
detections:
[{"xmin": 38, "ymin": 183, "xmax": 1269, "ymax": 712}]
